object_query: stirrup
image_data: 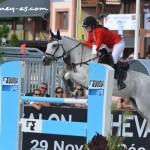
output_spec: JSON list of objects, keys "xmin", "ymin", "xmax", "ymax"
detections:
[{"xmin": 118, "ymin": 81, "xmax": 126, "ymax": 90}]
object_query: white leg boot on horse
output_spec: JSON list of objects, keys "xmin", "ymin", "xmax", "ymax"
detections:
[
  {"xmin": 114, "ymin": 63, "xmax": 126, "ymax": 90},
  {"xmin": 59, "ymin": 68, "xmax": 75, "ymax": 92}
]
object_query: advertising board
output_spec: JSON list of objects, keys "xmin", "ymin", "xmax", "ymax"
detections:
[
  {"xmin": 22, "ymin": 107, "xmax": 150, "ymax": 150},
  {"xmin": 103, "ymin": 14, "xmax": 136, "ymax": 30}
]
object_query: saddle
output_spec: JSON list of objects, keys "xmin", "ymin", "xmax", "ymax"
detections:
[{"xmin": 98, "ymin": 53, "xmax": 129, "ymax": 82}]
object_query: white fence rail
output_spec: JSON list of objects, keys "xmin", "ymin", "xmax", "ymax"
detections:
[{"xmin": 22, "ymin": 61, "xmax": 64, "ymax": 97}]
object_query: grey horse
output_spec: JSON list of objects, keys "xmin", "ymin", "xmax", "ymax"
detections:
[{"xmin": 42, "ymin": 29, "xmax": 150, "ymax": 123}]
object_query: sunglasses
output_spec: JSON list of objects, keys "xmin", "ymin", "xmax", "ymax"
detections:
[
  {"xmin": 41, "ymin": 87, "xmax": 47, "ymax": 90},
  {"xmin": 77, "ymin": 88, "xmax": 83, "ymax": 91},
  {"xmin": 34, "ymin": 93, "xmax": 41, "ymax": 96},
  {"xmin": 56, "ymin": 91, "xmax": 63, "ymax": 94}
]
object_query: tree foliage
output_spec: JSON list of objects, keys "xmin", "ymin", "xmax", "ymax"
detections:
[
  {"xmin": 10, "ymin": 34, "xmax": 20, "ymax": 47},
  {"xmin": 0, "ymin": 24, "xmax": 10, "ymax": 39},
  {"xmin": 0, "ymin": 0, "xmax": 6, "ymax": 3}
]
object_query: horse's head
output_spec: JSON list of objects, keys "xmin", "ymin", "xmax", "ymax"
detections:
[{"xmin": 42, "ymin": 29, "xmax": 65, "ymax": 66}]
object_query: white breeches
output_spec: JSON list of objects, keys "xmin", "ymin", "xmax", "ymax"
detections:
[{"xmin": 112, "ymin": 39, "xmax": 125, "ymax": 64}]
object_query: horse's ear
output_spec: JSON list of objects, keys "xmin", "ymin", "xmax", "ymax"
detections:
[
  {"xmin": 57, "ymin": 29, "xmax": 61, "ymax": 39},
  {"xmin": 50, "ymin": 29, "xmax": 54, "ymax": 37}
]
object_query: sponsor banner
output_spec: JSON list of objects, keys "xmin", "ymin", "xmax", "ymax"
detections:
[
  {"xmin": 112, "ymin": 110, "xmax": 150, "ymax": 149},
  {"xmin": 103, "ymin": 14, "xmax": 136, "ymax": 30},
  {"xmin": 2, "ymin": 77, "xmax": 19, "ymax": 91},
  {"xmin": 22, "ymin": 133, "xmax": 85, "ymax": 150},
  {"xmin": 2, "ymin": 77, "xmax": 19, "ymax": 85},
  {"xmin": 23, "ymin": 106, "xmax": 87, "ymax": 122},
  {"xmin": 144, "ymin": 14, "xmax": 150, "ymax": 29},
  {"xmin": 88, "ymin": 88, "xmax": 104, "ymax": 96},
  {"xmin": 89, "ymin": 80, "xmax": 104, "ymax": 96},
  {"xmin": 20, "ymin": 118, "xmax": 42, "ymax": 133},
  {"xmin": 22, "ymin": 107, "xmax": 87, "ymax": 150},
  {"xmin": 2, "ymin": 85, "xmax": 18, "ymax": 91},
  {"xmin": 89, "ymin": 80, "xmax": 104, "ymax": 89},
  {"xmin": 22, "ymin": 107, "xmax": 150, "ymax": 150}
]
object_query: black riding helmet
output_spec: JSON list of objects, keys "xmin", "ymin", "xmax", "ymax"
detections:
[{"xmin": 82, "ymin": 16, "xmax": 98, "ymax": 28}]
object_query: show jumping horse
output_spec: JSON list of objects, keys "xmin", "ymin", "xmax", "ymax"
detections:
[{"xmin": 42, "ymin": 29, "xmax": 150, "ymax": 124}]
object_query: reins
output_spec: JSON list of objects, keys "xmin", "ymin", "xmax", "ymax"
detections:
[
  {"xmin": 62, "ymin": 42, "xmax": 95, "ymax": 67},
  {"xmin": 63, "ymin": 42, "xmax": 82, "ymax": 56},
  {"xmin": 68, "ymin": 56, "xmax": 98, "ymax": 68},
  {"xmin": 45, "ymin": 40, "xmax": 99, "ymax": 69},
  {"xmin": 62, "ymin": 42, "xmax": 99, "ymax": 68},
  {"xmin": 80, "ymin": 41, "xmax": 84, "ymax": 67}
]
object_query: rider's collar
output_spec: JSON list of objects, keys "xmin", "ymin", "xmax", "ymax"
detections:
[{"xmin": 90, "ymin": 27, "xmax": 94, "ymax": 33}]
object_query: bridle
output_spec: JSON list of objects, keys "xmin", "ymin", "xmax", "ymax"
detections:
[
  {"xmin": 44, "ymin": 39, "xmax": 99, "ymax": 68},
  {"xmin": 44, "ymin": 40, "xmax": 81, "ymax": 62},
  {"xmin": 44, "ymin": 42, "xmax": 65, "ymax": 61}
]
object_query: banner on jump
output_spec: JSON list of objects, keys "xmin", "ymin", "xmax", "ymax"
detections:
[
  {"xmin": 89, "ymin": 80, "xmax": 104, "ymax": 96},
  {"xmin": 2, "ymin": 77, "xmax": 19, "ymax": 91},
  {"xmin": 22, "ymin": 107, "xmax": 150, "ymax": 150}
]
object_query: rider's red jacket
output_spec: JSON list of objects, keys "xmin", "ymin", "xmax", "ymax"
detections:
[{"xmin": 85, "ymin": 27, "xmax": 122, "ymax": 50}]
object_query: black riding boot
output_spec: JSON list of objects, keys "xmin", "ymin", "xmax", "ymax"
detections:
[{"xmin": 114, "ymin": 63, "xmax": 126, "ymax": 90}]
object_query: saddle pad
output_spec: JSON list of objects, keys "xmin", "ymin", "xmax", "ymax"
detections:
[{"xmin": 129, "ymin": 59, "xmax": 150, "ymax": 75}]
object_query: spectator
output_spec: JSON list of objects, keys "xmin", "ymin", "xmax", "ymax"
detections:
[
  {"xmin": 72, "ymin": 84, "xmax": 87, "ymax": 108},
  {"xmin": 72, "ymin": 85, "xmax": 86, "ymax": 98},
  {"xmin": 55, "ymin": 87, "xmax": 65, "ymax": 98},
  {"xmin": 39, "ymin": 82, "xmax": 50, "ymax": 97},
  {"xmin": 30, "ymin": 88, "xmax": 50, "ymax": 110},
  {"xmin": 27, "ymin": 82, "xmax": 51, "ymax": 110},
  {"xmin": 112, "ymin": 96, "xmax": 121, "ymax": 106},
  {"xmin": 146, "ymin": 54, "xmax": 150, "ymax": 59},
  {"xmin": 146, "ymin": 49, "xmax": 150, "ymax": 59},
  {"xmin": 54, "ymin": 87, "xmax": 70, "ymax": 107},
  {"xmin": 117, "ymin": 97, "xmax": 133, "ymax": 110},
  {"xmin": 25, "ymin": 82, "xmax": 50, "ymax": 97}
]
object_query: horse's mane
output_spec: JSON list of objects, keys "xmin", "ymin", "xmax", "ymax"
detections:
[{"xmin": 62, "ymin": 36, "xmax": 79, "ymax": 43}]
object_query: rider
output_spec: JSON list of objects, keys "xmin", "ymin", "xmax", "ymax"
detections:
[{"xmin": 81, "ymin": 16, "xmax": 126, "ymax": 90}]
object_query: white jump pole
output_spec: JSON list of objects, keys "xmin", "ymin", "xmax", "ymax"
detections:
[
  {"xmin": 21, "ymin": 96, "xmax": 87, "ymax": 105},
  {"xmin": 134, "ymin": 0, "xmax": 140, "ymax": 59}
]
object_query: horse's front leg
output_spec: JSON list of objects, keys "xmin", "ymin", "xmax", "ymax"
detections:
[
  {"xmin": 59, "ymin": 68, "xmax": 75, "ymax": 92},
  {"xmin": 59, "ymin": 67, "xmax": 67, "ymax": 77}
]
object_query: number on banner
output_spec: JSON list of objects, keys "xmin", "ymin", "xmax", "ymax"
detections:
[{"xmin": 30, "ymin": 139, "xmax": 48, "ymax": 150}]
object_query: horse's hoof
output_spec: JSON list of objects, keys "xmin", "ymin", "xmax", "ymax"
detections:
[
  {"xmin": 64, "ymin": 72, "xmax": 70, "ymax": 80},
  {"xmin": 59, "ymin": 69, "xmax": 66, "ymax": 77}
]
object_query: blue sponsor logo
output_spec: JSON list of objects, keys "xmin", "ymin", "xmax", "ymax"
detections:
[
  {"xmin": 2, "ymin": 85, "xmax": 18, "ymax": 92},
  {"xmin": 89, "ymin": 88, "xmax": 104, "ymax": 96}
]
